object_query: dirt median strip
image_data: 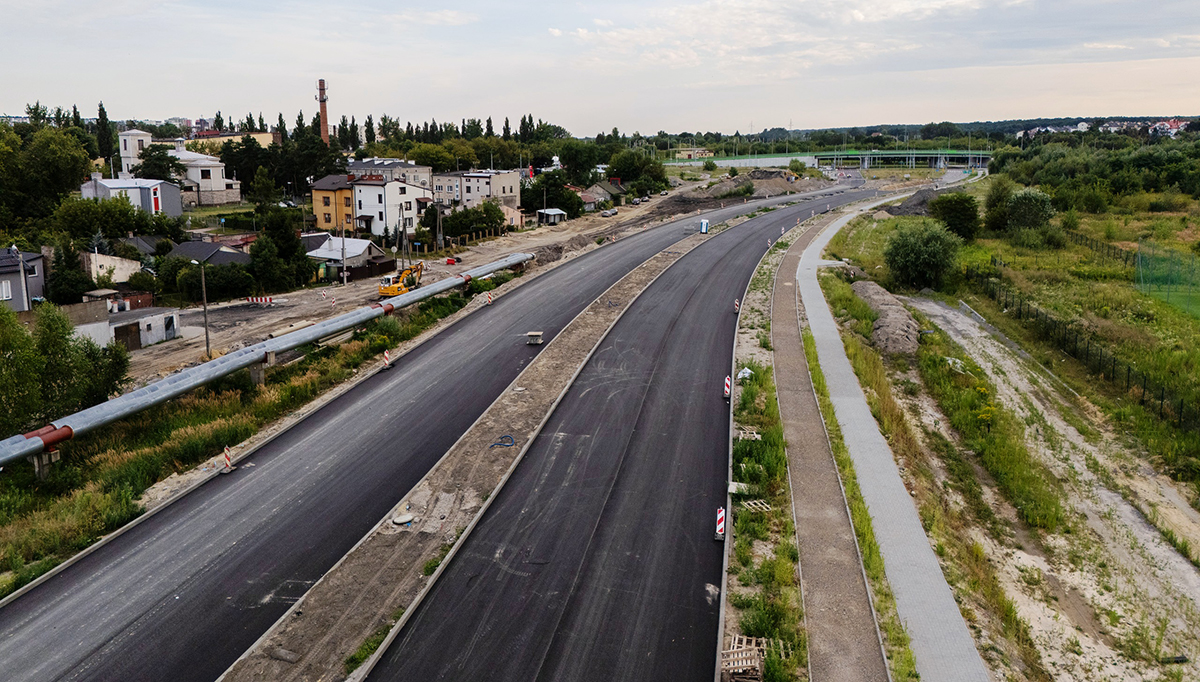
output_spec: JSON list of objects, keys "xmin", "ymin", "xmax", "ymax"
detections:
[{"xmin": 220, "ymin": 230, "xmax": 714, "ymax": 682}]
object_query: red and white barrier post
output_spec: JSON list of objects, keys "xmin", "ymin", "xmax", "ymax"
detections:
[
  {"xmin": 723, "ymin": 375, "xmax": 731, "ymax": 399},
  {"xmin": 221, "ymin": 445, "xmax": 233, "ymax": 474},
  {"xmin": 383, "ymin": 349, "xmax": 391, "ymax": 369},
  {"xmin": 487, "ymin": 291, "xmax": 493, "ymax": 305},
  {"xmin": 734, "ymin": 298, "xmax": 740, "ymax": 314},
  {"xmin": 715, "ymin": 506, "xmax": 726, "ymax": 541}
]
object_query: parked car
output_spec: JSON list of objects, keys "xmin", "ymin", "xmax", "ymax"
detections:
[
  {"xmin": 660, "ymin": 190, "xmax": 669, "ymax": 196},
  {"xmin": 600, "ymin": 209, "xmax": 615, "ymax": 217},
  {"xmin": 641, "ymin": 196, "xmax": 650, "ymax": 202},
  {"xmin": 632, "ymin": 198, "xmax": 641, "ymax": 205}
]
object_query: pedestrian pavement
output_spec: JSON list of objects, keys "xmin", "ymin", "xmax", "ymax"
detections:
[
  {"xmin": 796, "ymin": 206, "xmax": 992, "ymax": 682},
  {"xmin": 773, "ymin": 223, "xmax": 889, "ymax": 682}
]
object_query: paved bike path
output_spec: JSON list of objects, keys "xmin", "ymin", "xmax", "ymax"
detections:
[{"xmin": 797, "ymin": 208, "xmax": 991, "ymax": 682}]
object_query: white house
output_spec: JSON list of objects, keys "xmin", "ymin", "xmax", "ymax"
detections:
[
  {"xmin": 432, "ymin": 169, "xmax": 521, "ymax": 210},
  {"xmin": 350, "ymin": 177, "xmax": 432, "ymax": 236},
  {"xmin": 306, "ymin": 236, "xmax": 387, "ymax": 268},
  {"xmin": 80, "ymin": 174, "xmax": 183, "ymax": 217},
  {"xmin": 347, "ymin": 158, "xmax": 432, "ymax": 188},
  {"xmin": 117, "ymin": 131, "xmax": 240, "ymax": 206}
]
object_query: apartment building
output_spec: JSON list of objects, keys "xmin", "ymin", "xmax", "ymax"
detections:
[{"xmin": 432, "ymin": 169, "xmax": 521, "ymax": 210}]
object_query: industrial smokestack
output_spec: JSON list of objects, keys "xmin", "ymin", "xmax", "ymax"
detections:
[{"xmin": 316, "ymin": 79, "xmax": 330, "ymax": 145}]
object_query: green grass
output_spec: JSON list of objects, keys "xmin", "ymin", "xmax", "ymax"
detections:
[
  {"xmin": 0, "ymin": 283, "xmax": 516, "ymax": 600},
  {"xmin": 343, "ymin": 607, "xmax": 405, "ymax": 674},
  {"xmin": 820, "ymin": 273, "xmax": 877, "ymax": 339},
  {"xmin": 802, "ymin": 329, "xmax": 919, "ymax": 681},
  {"xmin": 422, "ymin": 542, "xmax": 452, "ymax": 576}
]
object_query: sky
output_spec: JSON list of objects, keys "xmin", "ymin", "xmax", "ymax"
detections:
[{"xmin": 2, "ymin": 0, "xmax": 1200, "ymax": 136}]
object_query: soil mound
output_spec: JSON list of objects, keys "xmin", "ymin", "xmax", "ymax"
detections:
[
  {"xmin": 850, "ymin": 280, "xmax": 919, "ymax": 355},
  {"xmin": 885, "ymin": 188, "xmax": 947, "ymax": 217}
]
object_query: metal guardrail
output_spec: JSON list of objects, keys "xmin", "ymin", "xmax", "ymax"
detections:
[{"xmin": 0, "ymin": 253, "xmax": 535, "ymax": 466}]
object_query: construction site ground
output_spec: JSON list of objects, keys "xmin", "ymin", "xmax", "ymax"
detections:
[{"xmin": 220, "ymin": 224, "xmax": 715, "ymax": 682}]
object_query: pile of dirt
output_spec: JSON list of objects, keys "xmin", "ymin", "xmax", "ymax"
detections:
[
  {"xmin": 850, "ymin": 281, "xmax": 919, "ymax": 355},
  {"xmin": 531, "ymin": 234, "xmax": 594, "ymax": 264},
  {"xmin": 884, "ymin": 188, "xmax": 948, "ymax": 217},
  {"xmin": 695, "ymin": 170, "xmax": 830, "ymax": 200}
]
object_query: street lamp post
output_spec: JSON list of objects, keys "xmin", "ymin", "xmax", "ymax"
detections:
[{"xmin": 190, "ymin": 259, "xmax": 210, "ymax": 359}]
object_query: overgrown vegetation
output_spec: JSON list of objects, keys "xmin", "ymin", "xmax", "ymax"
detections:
[
  {"xmin": 344, "ymin": 607, "xmax": 405, "ymax": 674},
  {"xmin": 801, "ymin": 329, "xmax": 919, "ymax": 681},
  {"xmin": 0, "ymin": 282, "xmax": 512, "ymax": 600},
  {"xmin": 884, "ymin": 220, "xmax": 962, "ymax": 289},
  {"xmin": 730, "ymin": 359, "xmax": 807, "ymax": 676}
]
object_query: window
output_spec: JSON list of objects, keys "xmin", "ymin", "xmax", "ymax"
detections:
[
  {"xmin": 0, "ymin": 280, "xmax": 10, "ymax": 300},
  {"xmin": 123, "ymin": 139, "xmax": 127, "ymax": 151},
  {"xmin": 137, "ymin": 139, "xmax": 144, "ymax": 151},
  {"xmin": 405, "ymin": 201, "xmax": 412, "ymax": 211},
  {"xmin": 344, "ymin": 213, "xmax": 352, "ymax": 224},
  {"xmin": 378, "ymin": 193, "xmax": 383, "ymax": 204},
  {"xmin": 324, "ymin": 212, "xmax": 332, "ymax": 223},
  {"xmin": 399, "ymin": 186, "xmax": 406, "ymax": 195},
  {"xmin": 323, "ymin": 196, "xmax": 331, "ymax": 206},
  {"xmin": 466, "ymin": 186, "xmax": 471, "ymax": 194},
  {"xmin": 201, "ymin": 169, "xmax": 211, "ymax": 180},
  {"xmin": 358, "ymin": 200, "xmax": 362, "ymax": 210},
  {"xmin": 28, "ymin": 265, "xmax": 37, "ymax": 278},
  {"xmin": 344, "ymin": 196, "xmax": 351, "ymax": 207},
  {"xmin": 378, "ymin": 211, "xmax": 383, "ymax": 221}
]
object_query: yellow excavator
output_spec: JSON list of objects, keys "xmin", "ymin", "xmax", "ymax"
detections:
[{"xmin": 379, "ymin": 261, "xmax": 425, "ymax": 297}]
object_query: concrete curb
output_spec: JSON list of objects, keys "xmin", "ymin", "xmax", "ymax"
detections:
[{"xmin": 344, "ymin": 234, "xmax": 717, "ymax": 682}]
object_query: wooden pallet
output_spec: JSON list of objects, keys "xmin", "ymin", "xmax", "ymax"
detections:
[
  {"xmin": 735, "ymin": 428, "xmax": 762, "ymax": 441},
  {"xmin": 733, "ymin": 634, "xmax": 794, "ymax": 659},
  {"xmin": 741, "ymin": 499, "xmax": 772, "ymax": 513},
  {"xmin": 720, "ymin": 646, "xmax": 761, "ymax": 674}
]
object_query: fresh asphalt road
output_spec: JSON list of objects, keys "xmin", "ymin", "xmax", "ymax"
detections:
[
  {"xmin": 369, "ymin": 185, "xmax": 877, "ymax": 682},
  {"xmin": 0, "ymin": 186, "xmax": 858, "ymax": 682}
]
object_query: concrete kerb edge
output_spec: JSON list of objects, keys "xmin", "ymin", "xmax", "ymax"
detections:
[
  {"xmin": 791, "ymin": 207, "xmax": 895, "ymax": 682},
  {"xmin": 349, "ymin": 232, "xmax": 714, "ymax": 682},
  {"xmin": 0, "ymin": 261, "xmax": 531, "ymax": 615}
]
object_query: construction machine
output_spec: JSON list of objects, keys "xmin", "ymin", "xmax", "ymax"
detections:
[{"xmin": 379, "ymin": 261, "xmax": 425, "ymax": 297}]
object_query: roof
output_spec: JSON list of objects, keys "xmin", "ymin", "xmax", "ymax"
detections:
[
  {"xmin": 0, "ymin": 247, "xmax": 35, "ymax": 275},
  {"xmin": 348, "ymin": 157, "xmax": 427, "ymax": 171},
  {"xmin": 121, "ymin": 235, "xmax": 175, "ymax": 256},
  {"xmin": 168, "ymin": 149, "xmax": 222, "ymax": 165},
  {"xmin": 300, "ymin": 232, "xmax": 332, "ymax": 252},
  {"xmin": 311, "ymin": 174, "xmax": 352, "ymax": 192},
  {"xmin": 590, "ymin": 180, "xmax": 626, "ymax": 196},
  {"xmin": 119, "ymin": 129, "xmax": 150, "ymax": 136},
  {"xmin": 92, "ymin": 178, "xmax": 175, "ymax": 190},
  {"xmin": 537, "ymin": 208, "xmax": 568, "ymax": 216},
  {"xmin": 166, "ymin": 240, "xmax": 251, "ymax": 266},
  {"xmin": 109, "ymin": 306, "xmax": 178, "ymax": 325},
  {"xmin": 306, "ymin": 236, "xmax": 379, "ymax": 261}
]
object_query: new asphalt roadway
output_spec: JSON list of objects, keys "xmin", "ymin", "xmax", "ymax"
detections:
[
  {"xmin": 367, "ymin": 185, "xmax": 878, "ymax": 682},
  {"xmin": 0, "ymin": 185, "xmax": 862, "ymax": 682}
]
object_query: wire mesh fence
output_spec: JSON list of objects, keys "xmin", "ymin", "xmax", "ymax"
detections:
[
  {"xmin": 1136, "ymin": 240, "xmax": 1200, "ymax": 318},
  {"xmin": 1066, "ymin": 230, "xmax": 1136, "ymax": 268},
  {"xmin": 967, "ymin": 268, "xmax": 1197, "ymax": 433}
]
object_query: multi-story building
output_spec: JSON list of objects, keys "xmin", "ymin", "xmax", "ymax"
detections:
[
  {"xmin": 347, "ymin": 158, "xmax": 432, "ymax": 188},
  {"xmin": 312, "ymin": 175, "xmax": 355, "ymax": 232},
  {"xmin": 432, "ymin": 169, "xmax": 521, "ymax": 210},
  {"xmin": 349, "ymin": 175, "xmax": 432, "ymax": 236}
]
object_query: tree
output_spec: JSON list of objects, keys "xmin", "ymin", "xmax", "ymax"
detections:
[
  {"xmin": 71, "ymin": 105, "xmax": 82, "ymax": 129},
  {"xmin": 213, "ymin": 111, "xmax": 225, "ymax": 133},
  {"xmin": 703, "ymin": 159, "xmax": 717, "ymax": 171},
  {"xmin": 928, "ymin": 192, "xmax": 981, "ymax": 240},
  {"xmin": 485, "ymin": 117, "xmax": 494, "ymax": 137},
  {"xmin": 0, "ymin": 305, "xmax": 44, "ymax": 437},
  {"xmin": 408, "ymin": 143, "xmax": 456, "ymax": 172},
  {"xmin": 246, "ymin": 166, "xmax": 281, "ymax": 210},
  {"xmin": 46, "ymin": 239, "xmax": 96, "ymax": 305},
  {"xmin": 258, "ymin": 113, "xmax": 267, "ymax": 133},
  {"xmin": 243, "ymin": 112, "xmax": 256, "ymax": 133},
  {"xmin": 365, "ymin": 115, "xmax": 376, "ymax": 145},
  {"xmin": 502, "ymin": 117, "xmax": 511, "ymax": 140},
  {"xmin": 96, "ymin": 102, "xmax": 113, "ymax": 160},
  {"xmin": 884, "ymin": 220, "xmax": 962, "ymax": 289},
  {"xmin": 338, "ymin": 115, "xmax": 351, "ymax": 150},
  {"xmin": 521, "ymin": 170, "xmax": 584, "ymax": 219},
  {"xmin": 249, "ymin": 233, "xmax": 288, "ymax": 292},
  {"xmin": 131, "ymin": 144, "xmax": 186, "ymax": 181},
  {"xmin": 788, "ymin": 158, "xmax": 807, "ymax": 174},
  {"xmin": 1006, "ymin": 188, "xmax": 1054, "ymax": 231},
  {"xmin": 983, "ymin": 174, "xmax": 1016, "ymax": 232},
  {"xmin": 558, "ymin": 139, "xmax": 600, "ymax": 187},
  {"xmin": 276, "ymin": 113, "xmax": 289, "ymax": 142},
  {"xmin": 349, "ymin": 116, "xmax": 361, "ymax": 150},
  {"xmin": 0, "ymin": 125, "xmax": 92, "ymax": 219},
  {"xmin": 921, "ymin": 121, "xmax": 961, "ymax": 141}
]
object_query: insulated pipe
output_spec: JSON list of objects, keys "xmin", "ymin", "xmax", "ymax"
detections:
[{"xmin": 0, "ymin": 253, "xmax": 534, "ymax": 466}]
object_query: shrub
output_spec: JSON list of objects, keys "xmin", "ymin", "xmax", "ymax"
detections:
[
  {"xmin": 729, "ymin": 166, "xmax": 739, "ymax": 177},
  {"xmin": 985, "ymin": 174, "xmax": 1017, "ymax": 212},
  {"xmin": 883, "ymin": 220, "xmax": 962, "ymax": 289},
  {"xmin": 1060, "ymin": 208, "xmax": 1081, "ymax": 232},
  {"xmin": 1006, "ymin": 188, "xmax": 1055, "ymax": 231},
  {"xmin": 702, "ymin": 159, "xmax": 717, "ymax": 171},
  {"xmin": 928, "ymin": 192, "xmax": 981, "ymax": 241}
]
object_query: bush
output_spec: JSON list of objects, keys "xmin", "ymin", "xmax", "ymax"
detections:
[
  {"xmin": 884, "ymin": 220, "xmax": 962, "ymax": 289},
  {"xmin": 1006, "ymin": 188, "xmax": 1055, "ymax": 231},
  {"xmin": 729, "ymin": 166, "xmax": 739, "ymax": 177},
  {"xmin": 126, "ymin": 270, "xmax": 158, "ymax": 294},
  {"xmin": 928, "ymin": 192, "xmax": 981, "ymax": 241},
  {"xmin": 702, "ymin": 159, "xmax": 717, "ymax": 171},
  {"xmin": 1060, "ymin": 208, "xmax": 1081, "ymax": 232}
]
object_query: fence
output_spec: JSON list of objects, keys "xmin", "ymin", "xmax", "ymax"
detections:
[
  {"xmin": 1136, "ymin": 240, "xmax": 1200, "ymax": 318},
  {"xmin": 1066, "ymin": 230, "xmax": 1136, "ymax": 268},
  {"xmin": 971, "ymin": 267, "xmax": 1198, "ymax": 433}
]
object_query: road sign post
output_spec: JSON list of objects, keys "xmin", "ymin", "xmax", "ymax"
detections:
[{"xmin": 715, "ymin": 506, "xmax": 726, "ymax": 541}]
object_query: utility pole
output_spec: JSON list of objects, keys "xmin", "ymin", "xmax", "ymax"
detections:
[
  {"xmin": 190, "ymin": 258, "xmax": 210, "ymax": 359},
  {"xmin": 341, "ymin": 218, "xmax": 348, "ymax": 286}
]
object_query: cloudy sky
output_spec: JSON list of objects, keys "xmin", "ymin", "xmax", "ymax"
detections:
[{"xmin": 3, "ymin": 0, "xmax": 1199, "ymax": 135}]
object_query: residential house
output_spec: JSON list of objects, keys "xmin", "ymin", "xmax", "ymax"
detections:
[
  {"xmin": 300, "ymin": 232, "xmax": 332, "ymax": 253},
  {"xmin": 81, "ymin": 173, "xmax": 183, "ymax": 217},
  {"xmin": 306, "ymin": 236, "xmax": 386, "ymax": 268},
  {"xmin": 432, "ymin": 170, "xmax": 521, "ymax": 210},
  {"xmin": 587, "ymin": 179, "xmax": 627, "ymax": 206},
  {"xmin": 109, "ymin": 306, "xmax": 180, "ymax": 351},
  {"xmin": 81, "ymin": 252, "xmax": 143, "ymax": 284},
  {"xmin": 117, "ymin": 131, "xmax": 241, "ymax": 206},
  {"xmin": 0, "ymin": 247, "xmax": 42, "ymax": 311},
  {"xmin": 311, "ymin": 175, "xmax": 355, "ymax": 232},
  {"xmin": 348, "ymin": 158, "xmax": 432, "ymax": 188},
  {"xmin": 166, "ymin": 241, "xmax": 252, "ymax": 267},
  {"xmin": 674, "ymin": 147, "xmax": 714, "ymax": 160},
  {"xmin": 350, "ymin": 176, "xmax": 432, "ymax": 236},
  {"xmin": 565, "ymin": 185, "xmax": 598, "ymax": 212}
]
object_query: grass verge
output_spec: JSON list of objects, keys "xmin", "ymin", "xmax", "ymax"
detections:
[
  {"xmin": 344, "ymin": 607, "xmax": 405, "ymax": 674},
  {"xmin": 801, "ymin": 328, "xmax": 919, "ymax": 681}
]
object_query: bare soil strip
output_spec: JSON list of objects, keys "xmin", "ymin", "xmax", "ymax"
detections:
[
  {"xmin": 773, "ymin": 224, "xmax": 890, "ymax": 682},
  {"xmin": 221, "ymin": 230, "xmax": 714, "ymax": 682}
]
